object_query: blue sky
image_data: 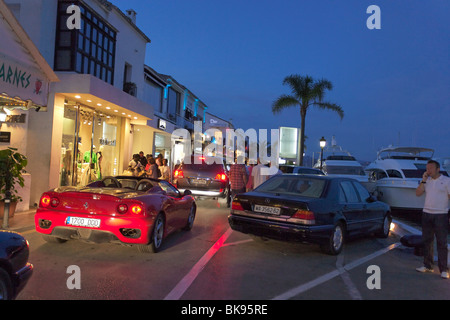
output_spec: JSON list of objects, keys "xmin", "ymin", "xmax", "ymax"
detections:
[{"xmin": 116, "ymin": 0, "xmax": 449, "ymax": 161}]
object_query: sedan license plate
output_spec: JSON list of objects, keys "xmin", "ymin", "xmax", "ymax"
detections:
[
  {"xmin": 66, "ymin": 216, "xmax": 101, "ymax": 228},
  {"xmin": 254, "ymin": 205, "xmax": 281, "ymax": 215},
  {"xmin": 192, "ymin": 179, "xmax": 207, "ymax": 185}
]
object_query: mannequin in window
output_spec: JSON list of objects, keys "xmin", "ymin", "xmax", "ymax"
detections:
[{"xmin": 96, "ymin": 145, "xmax": 104, "ymax": 179}]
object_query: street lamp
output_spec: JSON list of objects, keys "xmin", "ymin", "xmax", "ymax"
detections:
[{"xmin": 319, "ymin": 137, "xmax": 326, "ymax": 170}]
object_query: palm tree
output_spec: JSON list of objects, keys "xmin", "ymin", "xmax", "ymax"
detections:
[{"xmin": 272, "ymin": 74, "xmax": 344, "ymax": 166}]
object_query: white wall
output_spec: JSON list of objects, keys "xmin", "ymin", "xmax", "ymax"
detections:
[
  {"xmin": 85, "ymin": 0, "xmax": 149, "ymax": 100},
  {"xmin": 4, "ymin": 0, "xmax": 58, "ymax": 66}
]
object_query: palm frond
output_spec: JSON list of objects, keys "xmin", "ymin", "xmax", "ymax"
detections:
[
  {"xmin": 272, "ymin": 95, "xmax": 299, "ymax": 114},
  {"xmin": 311, "ymin": 79, "xmax": 332, "ymax": 102},
  {"xmin": 315, "ymin": 102, "xmax": 344, "ymax": 120}
]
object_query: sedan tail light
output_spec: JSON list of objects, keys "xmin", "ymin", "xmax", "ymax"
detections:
[
  {"xmin": 215, "ymin": 173, "xmax": 227, "ymax": 181},
  {"xmin": 174, "ymin": 169, "xmax": 184, "ymax": 178},
  {"xmin": 291, "ymin": 209, "xmax": 315, "ymax": 225},
  {"xmin": 231, "ymin": 201, "xmax": 244, "ymax": 211}
]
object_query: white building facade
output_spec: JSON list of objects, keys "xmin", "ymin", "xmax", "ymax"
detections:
[
  {"xmin": 3, "ymin": 0, "xmax": 155, "ymax": 208},
  {"xmin": 2, "ymin": 0, "xmax": 232, "ymax": 210}
]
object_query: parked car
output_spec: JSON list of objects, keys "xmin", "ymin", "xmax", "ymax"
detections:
[
  {"xmin": 35, "ymin": 176, "xmax": 196, "ymax": 253},
  {"xmin": 228, "ymin": 174, "xmax": 391, "ymax": 255},
  {"xmin": 174, "ymin": 155, "xmax": 231, "ymax": 203},
  {"xmin": 0, "ymin": 230, "xmax": 33, "ymax": 300},
  {"xmin": 279, "ymin": 165, "xmax": 325, "ymax": 175}
]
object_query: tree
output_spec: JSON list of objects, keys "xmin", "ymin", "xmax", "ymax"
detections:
[{"xmin": 272, "ymin": 74, "xmax": 344, "ymax": 166}]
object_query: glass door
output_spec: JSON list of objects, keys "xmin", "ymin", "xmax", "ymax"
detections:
[{"xmin": 60, "ymin": 103, "xmax": 121, "ymax": 186}]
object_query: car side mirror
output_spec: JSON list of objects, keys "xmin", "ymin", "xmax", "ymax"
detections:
[
  {"xmin": 366, "ymin": 195, "xmax": 376, "ymax": 203},
  {"xmin": 183, "ymin": 190, "xmax": 192, "ymax": 196}
]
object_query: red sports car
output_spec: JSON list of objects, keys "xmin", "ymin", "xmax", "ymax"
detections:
[{"xmin": 35, "ymin": 176, "xmax": 196, "ymax": 253}]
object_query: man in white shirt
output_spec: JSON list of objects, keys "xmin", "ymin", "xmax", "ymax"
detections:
[
  {"xmin": 251, "ymin": 159, "xmax": 268, "ymax": 189},
  {"xmin": 415, "ymin": 160, "xmax": 450, "ymax": 279}
]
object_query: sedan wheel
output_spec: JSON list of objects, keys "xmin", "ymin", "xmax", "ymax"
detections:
[
  {"xmin": 0, "ymin": 268, "xmax": 12, "ymax": 300},
  {"xmin": 376, "ymin": 214, "xmax": 391, "ymax": 238},
  {"xmin": 321, "ymin": 222, "xmax": 345, "ymax": 255}
]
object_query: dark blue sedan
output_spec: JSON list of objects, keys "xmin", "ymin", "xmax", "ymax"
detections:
[
  {"xmin": 0, "ymin": 230, "xmax": 33, "ymax": 299},
  {"xmin": 228, "ymin": 174, "xmax": 391, "ymax": 255}
]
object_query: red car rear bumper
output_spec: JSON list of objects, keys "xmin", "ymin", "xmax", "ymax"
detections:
[{"xmin": 35, "ymin": 209, "xmax": 154, "ymax": 245}]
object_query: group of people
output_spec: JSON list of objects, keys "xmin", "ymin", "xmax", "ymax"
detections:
[
  {"xmin": 228, "ymin": 158, "xmax": 280, "ymax": 199},
  {"xmin": 127, "ymin": 151, "xmax": 171, "ymax": 181}
]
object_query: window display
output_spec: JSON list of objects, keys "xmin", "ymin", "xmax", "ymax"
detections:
[{"xmin": 60, "ymin": 103, "xmax": 121, "ymax": 186}]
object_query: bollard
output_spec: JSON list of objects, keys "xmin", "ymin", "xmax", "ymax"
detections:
[
  {"xmin": 2, "ymin": 199, "xmax": 10, "ymax": 229},
  {"xmin": 1, "ymin": 191, "xmax": 11, "ymax": 229}
]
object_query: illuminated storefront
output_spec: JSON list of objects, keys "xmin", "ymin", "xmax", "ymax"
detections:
[
  {"xmin": 53, "ymin": 79, "xmax": 153, "ymax": 188},
  {"xmin": 60, "ymin": 102, "xmax": 123, "ymax": 186}
]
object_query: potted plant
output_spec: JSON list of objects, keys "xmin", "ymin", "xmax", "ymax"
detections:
[{"xmin": 0, "ymin": 147, "xmax": 28, "ymax": 219}]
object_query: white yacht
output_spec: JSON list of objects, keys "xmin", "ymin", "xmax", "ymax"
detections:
[
  {"xmin": 365, "ymin": 147, "xmax": 450, "ymax": 211},
  {"xmin": 313, "ymin": 137, "xmax": 372, "ymax": 190},
  {"xmin": 435, "ymin": 157, "xmax": 450, "ymax": 175}
]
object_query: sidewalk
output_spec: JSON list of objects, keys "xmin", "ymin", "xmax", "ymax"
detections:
[{"xmin": 0, "ymin": 208, "xmax": 36, "ymax": 233}]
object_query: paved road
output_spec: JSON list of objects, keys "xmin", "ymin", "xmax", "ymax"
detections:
[{"xmin": 10, "ymin": 199, "xmax": 450, "ymax": 301}]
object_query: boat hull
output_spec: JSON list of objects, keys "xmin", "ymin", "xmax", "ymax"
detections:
[{"xmin": 376, "ymin": 180, "xmax": 450, "ymax": 212}]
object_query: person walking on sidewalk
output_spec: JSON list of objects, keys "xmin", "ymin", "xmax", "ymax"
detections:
[{"xmin": 415, "ymin": 159, "xmax": 450, "ymax": 279}]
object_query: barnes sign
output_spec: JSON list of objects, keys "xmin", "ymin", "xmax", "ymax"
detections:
[{"xmin": 0, "ymin": 54, "xmax": 50, "ymax": 108}]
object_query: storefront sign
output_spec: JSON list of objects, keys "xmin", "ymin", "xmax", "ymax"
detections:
[
  {"xmin": 0, "ymin": 131, "xmax": 11, "ymax": 143},
  {"xmin": 158, "ymin": 119, "xmax": 167, "ymax": 131},
  {"xmin": 0, "ymin": 53, "xmax": 50, "ymax": 107},
  {"xmin": 99, "ymin": 138, "xmax": 116, "ymax": 146}
]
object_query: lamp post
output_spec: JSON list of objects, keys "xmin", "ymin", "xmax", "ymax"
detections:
[{"xmin": 319, "ymin": 136, "xmax": 326, "ymax": 170}]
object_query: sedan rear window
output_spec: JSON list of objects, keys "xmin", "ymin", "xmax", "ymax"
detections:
[{"xmin": 255, "ymin": 176, "xmax": 326, "ymax": 198}]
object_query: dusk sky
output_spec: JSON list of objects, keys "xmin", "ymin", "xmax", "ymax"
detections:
[{"xmin": 116, "ymin": 0, "xmax": 449, "ymax": 161}]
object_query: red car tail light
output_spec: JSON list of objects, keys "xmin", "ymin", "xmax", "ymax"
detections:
[
  {"xmin": 174, "ymin": 169, "xmax": 184, "ymax": 178},
  {"xmin": 117, "ymin": 202, "xmax": 145, "ymax": 215},
  {"xmin": 117, "ymin": 204, "xmax": 128, "ymax": 214},
  {"xmin": 130, "ymin": 204, "xmax": 144, "ymax": 215},
  {"xmin": 50, "ymin": 197, "xmax": 60, "ymax": 207},
  {"xmin": 215, "ymin": 173, "xmax": 227, "ymax": 181},
  {"xmin": 40, "ymin": 194, "xmax": 60, "ymax": 208},
  {"xmin": 231, "ymin": 201, "xmax": 244, "ymax": 211},
  {"xmin": 40, "ymin": 194, "xmax": 51, "ymax": 208}
]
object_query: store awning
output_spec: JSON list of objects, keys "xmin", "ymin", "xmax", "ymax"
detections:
[{"xmin": 0, "ymin": 0, "xmax": 58, "ymax": 110}]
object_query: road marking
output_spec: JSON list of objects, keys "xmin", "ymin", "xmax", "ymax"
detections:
[
  {"xmin": 222, "ymin": 239, "xmax": 253, "ymax": 247},
  {"xmin": 336, "ymin": 252, "xmax": 363, "ymax": 300},
  {"xmin": 164, "ymin": 227, "xmax": 233, "ymax": 300},
  {"xmin": 19, "ymin": 229, "xmax": 35, "ymax": 235},
  {"xmin": 272, "ymin": 242, "xmax": 400, "ymax": 300}
]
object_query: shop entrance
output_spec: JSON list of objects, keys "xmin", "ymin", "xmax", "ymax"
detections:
[{"xmin": 60, "ymin": 103, "xmax": 122, "ymax": 186}]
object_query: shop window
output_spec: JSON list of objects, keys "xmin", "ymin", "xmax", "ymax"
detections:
[{"xmin": 60, "ymin": 104, "xmax": 122, "ymax": 187}]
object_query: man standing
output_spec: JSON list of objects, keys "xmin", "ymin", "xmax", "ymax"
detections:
[
  {"xmin": 229, "ymin": 160, "xmax": 248, "ymax": 200},
  {"xmin": 415, "ymin": 160, "xmax": 450, "ymax": 279},
  {"xmin": 251, "ymin": 159, "xmax": 268, "ymax": 189}
]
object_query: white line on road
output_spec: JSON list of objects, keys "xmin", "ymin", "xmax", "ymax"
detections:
[
  {"xmin": 336, "ymin": 252, "xmax": 363, "ymax": 300},
  {"xmin": 272, "ymin": 242, "xmax": 401, "ymax": 300},
  {"xmin": 164, "ymin": 227, "xmax": 233, "ymax": 300}
]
